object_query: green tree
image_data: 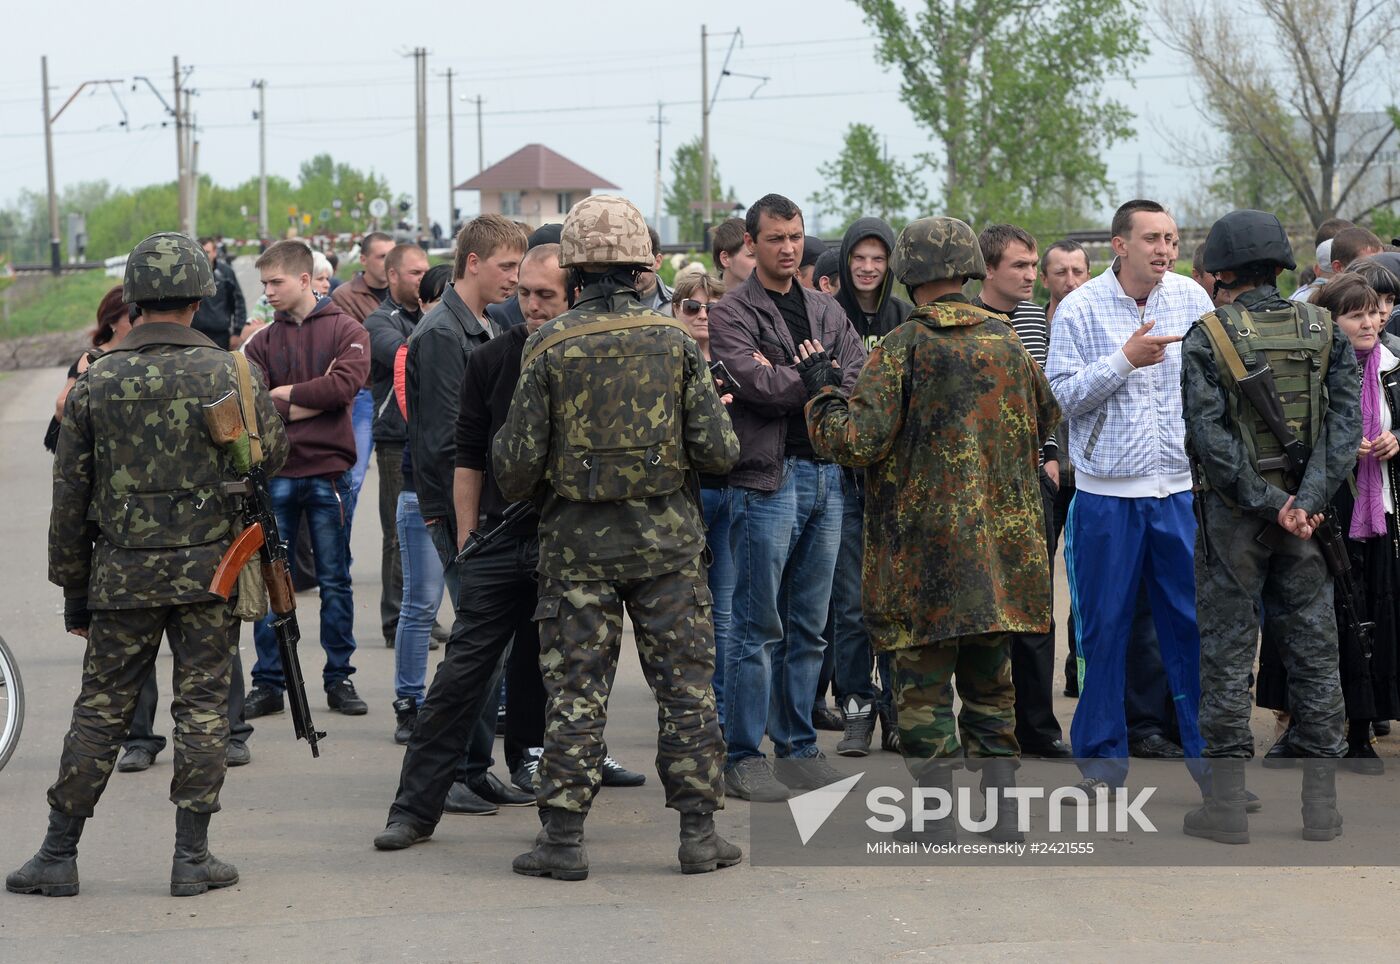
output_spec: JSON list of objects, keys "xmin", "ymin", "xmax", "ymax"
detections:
[
  {"xmin": 811, "ymin": 123, "xmax": 930, "ymax": 234},
  {"xmin": 1205, "ymin": 130, "xmax": 1309, "ymax": 226},
  {"xmin": 855, "ymin": 0, "xmax": 1145, "ymax": 235},
  {"xmin": 664, "ymin": 137, "xmax": 729, "ymax": 243}
]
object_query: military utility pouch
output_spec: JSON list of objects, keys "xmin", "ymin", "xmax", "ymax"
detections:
[
  {"xmin": 549, "ymin": 350, "xmax": 688, "ymax": 502},
  {"xmin": 105, "ymin": 487, "xmax": 231, "ymax": 549}
]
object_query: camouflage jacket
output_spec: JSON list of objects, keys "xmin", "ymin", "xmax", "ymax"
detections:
[
  {"xmin": 806, "ymin": 296, "xmax": 1059, "ymax": 648},
  {"xmin": 1180, "ymin": 285, "xmax": 1360, "ymax": 518},
  {"xmin": 50, "ymin": 322, "xmax": 288, "ymax": 609},
  {"xmin": 492, "ymin": 285, "xmax": 739, "ymax": 582}
]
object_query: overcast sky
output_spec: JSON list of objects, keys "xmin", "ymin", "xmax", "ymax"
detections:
[{"xmin": 1, "ymin": 0, "xmax": 1242, "ymax": 236}]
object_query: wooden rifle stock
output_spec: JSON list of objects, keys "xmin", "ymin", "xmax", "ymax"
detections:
[{"xmin": 209, "ymin": 524, "xmax": 267, "ymax": 600}]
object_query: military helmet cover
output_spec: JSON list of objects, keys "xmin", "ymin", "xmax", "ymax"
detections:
[
  {"xmin": 1201, "ymin": 210, "xmax": 1296, "ymax": 274},
  {"xmin": 892, "ymin": 217, "xmax": 987, "ymax": 286},
  {"xmin": 559, "ymin": 195, "xmax": 654, "ymax": 268},
  {"xmin": 123, "ymin": 231, "xmax": 217, "ymax": 303}
]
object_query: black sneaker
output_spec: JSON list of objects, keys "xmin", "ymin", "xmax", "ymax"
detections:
[
  {"xmin": 243, "ymin": 685, "xmax": 284, "ymax": 719},
  {"xmin": 511, "ymin": 755, "xmax": 541, "ymax": 795},
  {"xmin": 327, "ymin": 679, "xmax": 368, "ymax": 715},
  {"xmin": 774, "ymin": 752, "xmax": 846, "ymax": 793},
  {"xmin": 226, "ymin": 741, "xmax": 252, "ymax": 767},
  {"xmin": 878, "ymin": 704, "xmax": 902, "ymax": 754},
  {"xmin": 1062, "ymin": 777, "xmax": 1116, "ymax": 807},
  {"xmin": 1129, "ymin": 734, "xmax": 1184, "ymax": 759},
  {"xmin": 811, "ymin": 701, "xmax": 843, "ymax": 732},
  {"xmin": 117, "ymin": 746, "xmax": 155, "ymax": 773},
  {"xmin": 600, "ymin": 756, "xmax": 646, "ymax": 787},
  {"xmin": 724, "ymin": 757, "xmax": 790, "ymax": 802},
  {"xmin": 373, "ymin": 822, "xmax": 432, "ymax": 851},
  {"xmin": 393, "ymin": 697, "xmax": 417, "ymax": 745},
  {"xmin": 836, "ymin": 698, "xmax": 875, "ymax": 757},
  {"xmin": 1346, "ymin": 739, "xmax": 1385, "ymax": 776},
  {"xmin": 1374, "ymin": 720, "xmax": 1391, "ymax": 738}
]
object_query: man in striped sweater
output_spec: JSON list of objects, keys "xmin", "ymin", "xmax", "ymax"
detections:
[{"xmin": 973, "ymin": 224, "xmax": 1069, "ymax": 760}]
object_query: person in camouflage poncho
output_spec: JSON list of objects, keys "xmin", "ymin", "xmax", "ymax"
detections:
[
  {"xmin": 804, "ymin": 216, "xmax": 1059, "ymax": 843},
  {"xmin": 8, "ymin": 233, "xmax": 287, "ymax": 899}
]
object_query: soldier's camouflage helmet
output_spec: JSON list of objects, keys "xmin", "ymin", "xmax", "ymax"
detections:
[
  {"xmin": 1201, "ymin": 209, "xmax": 1296, "ymax": 274},
  {"xmin": 892, "ymin": 216, "xmax": 986, "ymax": 286},
  {"xmin": 559, "ymin": 195, "xmax": 653, "ymax": 268},
  {"xmin": 122, "ymin": 231, "xmax": 217, "ymax": 304}
]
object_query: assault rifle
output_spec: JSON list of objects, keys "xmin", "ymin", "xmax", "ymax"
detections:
[
  {"xmin": 203, "ymin": 391, "xmax": 326, "ymax": 757},
  {"xmin": 455, "ymin": 500, "xmax": 534, "ymax": 565},
  {"xmin": 1235, "ymin": 365, "xmax": 1374, "ymax": 659}
]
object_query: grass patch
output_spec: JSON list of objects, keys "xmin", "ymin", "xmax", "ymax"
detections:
[{"xmin": 0, "ymin": 271, "xmax": 117, "ymax": 340}]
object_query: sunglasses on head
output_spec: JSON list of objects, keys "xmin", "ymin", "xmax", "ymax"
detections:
[{"xmin": 680, "ymin": 298, "xmax": 714, "ymax": 314}]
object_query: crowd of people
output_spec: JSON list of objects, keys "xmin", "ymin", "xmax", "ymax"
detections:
[{"xmin": 11, "ymin": 185, "xmax": 1400, "ymax": 896}]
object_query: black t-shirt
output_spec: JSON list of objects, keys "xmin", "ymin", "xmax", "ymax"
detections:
[
  {"xmin": 453, "ymin": 324, "xmax": 538, "ymax": 532},
  {"xmin": 764, "ymin": 283, "xmax": 818, "ymax": 459}
]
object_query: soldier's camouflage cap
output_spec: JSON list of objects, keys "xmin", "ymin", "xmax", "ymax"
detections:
[
  {"xmin": 893, "ymin": 216, "xmax": 987, "ymax": 286},
  {"xmin": 559, "ymin": 195, "xmax": 654, "ymax": 269},
  {"xmin": 122, "ymin": 231, "xmax": 216, "ymax": 304}
]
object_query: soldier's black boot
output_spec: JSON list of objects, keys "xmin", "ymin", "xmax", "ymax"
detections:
[
  {"xmin": 512, "ymin": 808, "xmax": 589, "ymax": 881},
  {"xmin": 1183, "ymin": 759, "xmax": 1249, "ymax": 845},
  {"xmin": 1301, "ymin": 760, "xmax": 1344, "ymax": 842},
  {"xmin": 170, "ymin": 809, "xmax": 240, "ymax": 897},
  {"xmin": 677, "ymin": 812, "xmax": 743, "ymax": 874},
  {"xmin": 894, "ymin": 763, "xmax": 957, "ymax": 846},
  {"xmin": 5, "ymin": 810, "xmax": 85, "ymax": 897},
  {"xmin": 977, "ymin": 759, "xmax": 1024, "ymax": 844}
]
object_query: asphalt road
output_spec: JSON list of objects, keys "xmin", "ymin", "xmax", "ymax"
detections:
[{"xmin": 1, "ymin": 363, "xmax": 1397, "ymax": 962}]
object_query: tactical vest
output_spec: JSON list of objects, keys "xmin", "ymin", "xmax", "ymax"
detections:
[
  {"xmin": 1201, "ymin": 300, "xmax": 1333, "ymax": 490},
  {"xmin": 86, "ymin": 347, "xmax": 236, "ymax": 549},
  {"xmin": 528, "ymin": 312, "xmax": 692, "ymax": 503}
]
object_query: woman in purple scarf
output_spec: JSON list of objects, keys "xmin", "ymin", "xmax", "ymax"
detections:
[{"xmin": 1316, "ymin": 272, "xmax": 1400, "ymax": 774}]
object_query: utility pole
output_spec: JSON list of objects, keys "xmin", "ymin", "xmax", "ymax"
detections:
[
  {"xmin": 253, "ymin": 79, "xmax": 267, "ymax": 240},
  {"xmin": 476, "ymin": 94, "xmax": 484, "ymax": 173},
  {"xmin": 39, "ymin": 59, "xmax": 124, "ymax": 273},
  {"xmin": 700, "ymin": 24, "xmax": 710, "ymax": 247},
  {"xmin": 413, "ymin": 48, "xmax": 429, "ymax": 240},
  {"xmin": 650, "ymin": 101, "xmax": 668, "ymax": 230},
  {"xmin": 41, "ymin": 56, "xmax": 59, "ymax": 274},
  {"xmin": 189, "ymin": 122, "xmax": 200, "ymax": 237},
  {"xmin": 173, "ymin": 56, "xmax": 187, "ymax": 235},
  {"xmin": 445, "ymin": 68, "xmax": 455, "ymax": 235}
]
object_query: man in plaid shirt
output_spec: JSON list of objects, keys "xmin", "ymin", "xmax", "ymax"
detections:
[{"xmin": 1045, "ymin": 200, "xmax": 1213, "ymax": 792}]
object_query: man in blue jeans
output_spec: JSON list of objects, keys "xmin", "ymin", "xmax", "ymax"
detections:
[
  {"xmin": 709, "ymin": 194, "xmax": 867, "ymax": 801},
  {"xmin": 243, "ymin": 240, "xmax": 370, "ymax": 717}
]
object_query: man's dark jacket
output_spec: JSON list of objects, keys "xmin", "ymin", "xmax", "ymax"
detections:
[
  {"xmin": 364, "ymin": 297, "xmax": 421, "ymax": 445},
  {"xmin": 191, "ymin": 258, "xmax": 247, "ymax": 349},
  {"xmin": 709, "ymin": 271, "xmax": 866, "ymax": 492},
  {"xmin": 405, "ymin": 283, "xmax": 491, "ymax": 522}
]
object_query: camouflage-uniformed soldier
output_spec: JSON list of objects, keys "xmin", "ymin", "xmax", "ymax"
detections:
[
  {"xmin": 6, "ymin": 233, "xmax": 288, "ymax": 898},
  {"xmin": 492, "ymin": 195, "xmax": 741, "ymax": 880},
  {"xmin": 1181, "ymin": 209, "xmax": 1357, "ymax": 845},
  {"xmin": 804, "ymin": 217, "xmax": 1059, "ymax": 844}
]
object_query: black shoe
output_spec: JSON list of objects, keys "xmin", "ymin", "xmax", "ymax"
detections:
[
  {"xmin": 600, "ymin": 756, "xmax": 646, "ymax": 787},
  {"xmin": 837, "ymin": 698, "xmax": 875, "ymax": 757},
  {"xmin": 430, "ymin": 621, "xmax": 449, "ymax": 644},
  {"xmin": 1022, "ymin": 739, "xmax": 1074, "ymax": 761},
  {"xmin": 393, "ymin": 697, "xmax": 417, "ymax": 745},
  {"xmin": 774, "ymin": 752, "xmax": 846, "ymax": 793},
  {"xmin": 511, "ymin": 754, "xmax": 541, "ymax": 795},
  {"xmin": 1263, "ymin": 729, "xmax": 1303, "ymax": 768},
  {"xmin": 1062, "ymin": 777, "xmax": 1116, "ymax": 807},
  {"xmin": 6, "ymin": 811, "xmax": 84, "ymax": 898},
  {"xmin": 243, "ymin": 686, "xmax": 284, "ymax": 720},
  {"xmin": 373, "ymin": 822, "xmax": 432, "ymax": 851},
  {"xmin": 1129, "ymin": 734, "xmax": 1184, "ymax": 759},
  {"xmin": 1373, "ymin": 720, "xmax": 1391, "ymax": 738},
  {"xmin": 170, "ymin": 809, "xmax": 239, "ymax": 897},
  {"xmin": 384, "ymin": 636, "xmax": 395, "ymax": 650},
  {"xmin": 1345, "ymin": 738, "xmax": 1385, "ymax": 775},
  {"xmin": 326, "ymin": 679, "xmax": 368, "ymax": 715},
  {"xmin": 468, "ymin": 771, "xmax": 535, "ymax": 806},
  {"xmin": 443, "ymin": 781, "xmax": 499, "ymax": 815},
  {"xmin": 226, "ymin": 742, "xmax": 251, "ymax": 767},
  {"xmin": 117, "ymin": 746, "xmax": 156, "ymax": 773},
  {"xmin": 1063, "ymin": 678, "xmax": 1079, "ymax": 699},
  {"xmin": 811, "ymin": 701, "xmax": 843, "ymax": 732}
]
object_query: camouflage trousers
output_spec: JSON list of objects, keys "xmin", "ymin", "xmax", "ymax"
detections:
[
  {"xmin": 534, "ymin": 558, "xmax": 724, "ymax": 815},
  {"xmin": 49, "ymin": 599, "xmax": 238, "ymax": 817},
  {"xmin": 1195, "ymin": 492, "xmax": 1345, "ymax": 758},
  {"xmin": 886, "ymin": 632, "xmax": 1019, "ymax": 766}
]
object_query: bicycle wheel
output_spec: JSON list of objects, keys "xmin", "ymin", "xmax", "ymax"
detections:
[{"xmin": 0, "ymin": 634, "xmax": 24, "ymax": 772}]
